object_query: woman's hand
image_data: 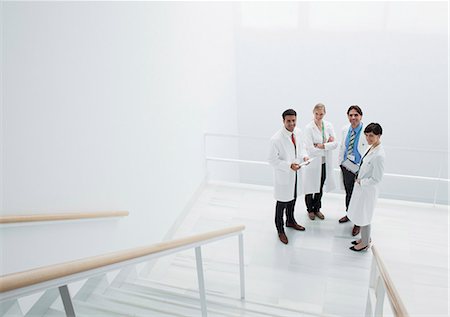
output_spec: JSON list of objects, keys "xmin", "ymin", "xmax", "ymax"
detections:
[{"xmin": 315, "ymin": 143, "xmax": 325, "ymax": 149}]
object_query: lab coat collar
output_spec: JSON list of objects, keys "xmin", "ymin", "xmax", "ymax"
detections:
[
  {"xmin": 282, "ymin": 126, "xmax": 298, "ymax": 138},
  {"xmin": 350, "ymin": 122, "xmax": 363, "ymax": 134},
  {"xmin": 365, "ymin": 143, "xmax": 383, "ymax": 157}
]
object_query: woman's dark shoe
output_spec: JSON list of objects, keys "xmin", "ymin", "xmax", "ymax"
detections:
[
  {"xmin": 352, "ymin": 238, "xmax": 371, "ymax": 245},
  {"xmin": 339, "ymin": 215, "xmax": 349, "ymax": 223},
  {"xmin": 349, "ymin": 245, "xmax": 369, "ymax": 252}
]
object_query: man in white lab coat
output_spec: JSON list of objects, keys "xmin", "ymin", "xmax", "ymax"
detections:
[
  {"xmin": 338, "ymin": 105, "xmax": 368, "ymax": 236},
  {"xmin": 268, "ymin": 109, "xmax": 309, "ymax": 244}
]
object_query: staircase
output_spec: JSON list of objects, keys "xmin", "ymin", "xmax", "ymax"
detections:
[
  {"xmin": 2, "ymin": 252, "xmax": 334, "ymax": 317},
  {"xmin": 50, "ymin": 278, "xmax": 329, "ymax": 317}
]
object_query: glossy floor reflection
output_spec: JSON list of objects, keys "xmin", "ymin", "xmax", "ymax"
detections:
[{"xmin": 150, "ymin": 182, "xmax": 449, "ymax": 317}]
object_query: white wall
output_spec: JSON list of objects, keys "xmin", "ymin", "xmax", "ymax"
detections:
[
  {"xmin": 229, "ymin": 2, "xmax": 448, "ymax": 203},
  {"xmin": 1, "ymin": 2, "xmax": 237, "ymax": 274},
  {"xmin": 0, "ymin": 1, "xmax": 448, "ymax": 275},
  {"xmin": 0, "ymin": 2, "xmax": 4, "ymax": 220}
]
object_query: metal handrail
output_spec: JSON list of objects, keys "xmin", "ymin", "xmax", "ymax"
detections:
[
  {"xmin": 205, "ymin": 156, "xmax": 449, "ymax": 183},
  {"xmin": 0, "ymin": 225, "xmax": 246, "ymax": 317},
  {"xmin": 204, "ymin": 132, "xmax": 450, "ymax": 154}
]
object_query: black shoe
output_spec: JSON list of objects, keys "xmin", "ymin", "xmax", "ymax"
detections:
[
  {"xmin": 352, "ymin": 239, "xmax": 371, "ymax": 245},
  {"xmin": 339, "ymin": 215, "xmax": 349, "ymax": 223},
  {"xmin": 349, "ymin": 245, "xmax": 369, "ymax": 252}
]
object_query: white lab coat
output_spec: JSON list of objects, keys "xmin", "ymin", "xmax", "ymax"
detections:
[
  {"xmin": 268, "ymin": 127, "xmax": 308, "ymax": 202},
  {"xmin": 347, "ymin": 145, "xmax": 385, "ymax": 226},
  {"xmin": 302, "ymin": 120, "xmax": 338, "ymax": 194},
  {"xmin": 338, "ymin": 123, "xmax": 368, "ymax": 189}
]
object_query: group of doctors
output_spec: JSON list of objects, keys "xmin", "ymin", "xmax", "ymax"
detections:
[{"xmin": 268, "ymin": 104, "xmax": 385, "ymax": 252}]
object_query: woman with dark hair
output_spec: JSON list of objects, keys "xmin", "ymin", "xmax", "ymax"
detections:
[{"xmin": 347, "ymin": 123, "xmax": 385, "ymax": 251}]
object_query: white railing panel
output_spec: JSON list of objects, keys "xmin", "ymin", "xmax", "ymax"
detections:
[{"xmin": 204, "ymin": 133, "xmax": 449, "ymax": 205}]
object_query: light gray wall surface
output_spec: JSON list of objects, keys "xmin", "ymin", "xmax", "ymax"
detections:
[
  {"xmin": 0, "ymin": 1, "xmax": 448, "ymax": 275},
  {"xmin": 1, "ymin": 2, "xmax": 237, "ymax": 274},
  {"xmin": 230, "ymin": 2, "xmax": 448, "ymax": 203}
]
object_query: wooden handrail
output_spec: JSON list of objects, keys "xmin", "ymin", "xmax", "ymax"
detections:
[
  {"xmin": 0, "ymin": 211, "xmax": 129, "ymax": 224},
  {"xmin": 371, "ymin": 245, "xmax": 409, "ymax": 317},
  {"xmin": 0, "ymin": 225, "xmax": 245, "ymax": 293}
]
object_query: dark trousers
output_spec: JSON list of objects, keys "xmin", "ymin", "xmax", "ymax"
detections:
[
  {"xmin": 275, "ymin": 199, "xmax": 296, "ymax": 233},
  {"xmin": 275, "ymin": 172, "xmax": 297, "ymax": 233},
  {"xmin": 340, "ymin": 165, "xmax": 357, "ymax": 210},
  {"xmin": 305, "ymin": 163, "xmax": 326, "ymax": 213}
]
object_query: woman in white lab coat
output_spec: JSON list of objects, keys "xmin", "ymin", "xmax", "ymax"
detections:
[
  {"xmin": 347, "ymin": 123, "xmax": 385, "ymax": 252},
  {"xmin": 302, "ymin": 104, "xmax": 338, "ymax": 220}
]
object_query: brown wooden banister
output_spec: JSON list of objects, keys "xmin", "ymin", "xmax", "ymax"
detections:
[
  {"xmin": 0, "ymin": 225, "xmax": 245, "ymax": 293},
  {"xmin": 0, "ymin": 211, "xmax": 129, "ymax": 224},
  {"xmin": 371, "ymin": 245, "xmax": 409, "ymax": 317}
]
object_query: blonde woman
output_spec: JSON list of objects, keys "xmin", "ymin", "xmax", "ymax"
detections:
[{"xmin": 302, "ymin": 104, "xmax": 338, "ymax": 220}]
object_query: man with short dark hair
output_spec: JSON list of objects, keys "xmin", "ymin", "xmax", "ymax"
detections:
[
  {"xmin": 268, "ymin": 109, "xmax": 309, "ymax": 244},
  {"xmin": 338, "ymin": 105, "xmax": 368, "ymax": 236}
]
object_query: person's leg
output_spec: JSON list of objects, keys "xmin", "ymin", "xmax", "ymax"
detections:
[
  {"xmin": 286, "ymin": 198, "xmax": 296, "ymax": 224},
  {"xmin": 315, "ymin": 164, "xmax": 326, "ymax": 218},
  {"xmin": 275, "ymin": 201, "xmax": 289, "ymax": 244},
  {"xmin": 305, "ymin": 194, "xmax": 315, "ymax": 219},
  {"xmin": 305, "ymin": 194, "xmax": 314, "ymax": 212},
  {"xmin": 286, "ymin": 198, "xmax": 305, "ymax": 230},
  {"xmin": 360, "ymin": 224, "xmax": 371, "ymax": 247},
  {"xmin": 341, "ymin": 166, "xmax": 356, "ymax": 210},
  {"xmin": 275, "ymin": 201, "xmax": 286, "ymax": 233},
  {"xmin": 339, "ymin": 166, "xmax": 356, "ymax": 223}
]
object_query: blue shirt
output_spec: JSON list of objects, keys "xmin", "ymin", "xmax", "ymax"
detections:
[{"xmin": 344, "ymin": 123, "xmax": 363, "ymax": 164}]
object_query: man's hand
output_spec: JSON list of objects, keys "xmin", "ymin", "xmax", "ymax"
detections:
[{"xmin": 290, "ymin": 163, "xmax": 301, "ymax": 171}]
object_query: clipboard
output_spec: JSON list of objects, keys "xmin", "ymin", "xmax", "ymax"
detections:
[
  {"xmin": 341, "ymin": 158, "xmax": 359, "ymax": 174},
  {"xmin": 298, "ymin": 157, "xmax": 315, "ymax": 167}
]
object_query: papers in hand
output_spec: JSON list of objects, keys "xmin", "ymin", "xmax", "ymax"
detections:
[{"xmin": 298, "ymin": 157, "xmax": 315, "ymax": 167}]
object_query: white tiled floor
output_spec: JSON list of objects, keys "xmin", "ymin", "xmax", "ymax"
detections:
[{"xmin": 150, "ymin": 182, "xmax": 449, "ymax": 317}]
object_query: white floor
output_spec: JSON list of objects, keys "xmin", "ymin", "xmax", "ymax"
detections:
[{"xmin": 149, "ymin": 182, "xmax": 449, "ymax": 317}]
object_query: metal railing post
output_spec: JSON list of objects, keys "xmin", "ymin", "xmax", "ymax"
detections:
[
  {"xmin": 369, "ymin": 256, "xmax": 378, "ymax": 289},
  {"xmin": 433, "ymin": 153, "xmax": 444, "ymax": 206},
  {"xmin": 58, "ymin": 285, "xmax": 76, "ymax": 317},
  {"xmin": 238, "ymin": 233, "xmax": 245, "ymax": 299},
  {"xmin": 195, "ymin": 246, "xmax": 207, "ymax": 317},
  {"xmin": 374, "ymin": 277, "xmax": 386, "ymax": 317}
]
